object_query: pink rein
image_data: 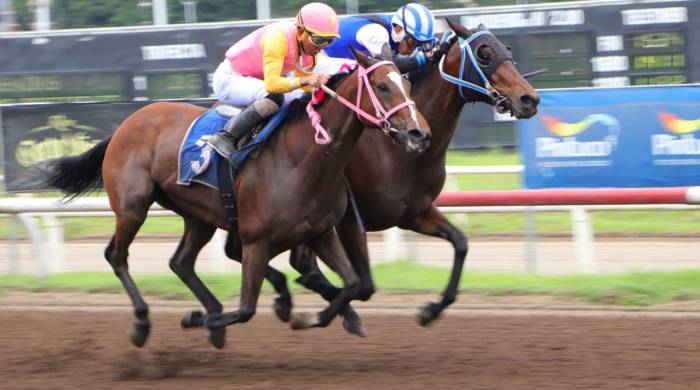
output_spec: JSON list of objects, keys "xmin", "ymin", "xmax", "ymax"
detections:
[{"xmin": 306, "ymin": 60, "xmax": 416, "ymax": 145}]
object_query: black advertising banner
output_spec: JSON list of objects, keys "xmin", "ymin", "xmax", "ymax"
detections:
[
  {"xmin": 0, "ymin": 25, "xmax": 256, "ymax": 76},
  {"xmin": 1, "ymin": 100, "xmax": 215, "ymax": 191},
  {"xmin": 0, "ymin": 26, "xmax": 255, "ymax": 103}
]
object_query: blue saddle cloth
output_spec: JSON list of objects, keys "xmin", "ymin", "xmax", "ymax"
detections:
[{"xmin": 177, "ymin": 106, "xmax": 289, "ymax": 190}]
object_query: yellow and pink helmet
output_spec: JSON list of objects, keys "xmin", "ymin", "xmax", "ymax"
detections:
[{"xmin": 296, "ymin": 2, "xmax": 340, "ymax": 38}]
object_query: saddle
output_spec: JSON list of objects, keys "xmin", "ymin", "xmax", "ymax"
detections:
[{"xmin": 212, "ymin": 104, "xmax": 286, "ymax": 228}]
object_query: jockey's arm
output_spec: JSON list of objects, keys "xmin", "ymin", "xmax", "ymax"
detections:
[
  {"xmin": 355, "ymin": 23, "xmax": 390, "ymax": 57},
  {"xmin": 355, "ymin": 23, "xmax": 427, "ymax": 73},
  {"xmin": 261, "ymin": 28, "xmax": 302, "ymax": 93},
  {"xmin": 389, "ymin": 47, "xmax": 428, "ymax": 74}
]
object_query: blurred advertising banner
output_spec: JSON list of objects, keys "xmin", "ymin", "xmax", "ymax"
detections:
[
  {"xmin": 519, "ymin": 85, "xmax": 700, "ymax": 188},
  {"xmin": 0, "ymin": 100, "xmax": 214, "ymax": 191}
]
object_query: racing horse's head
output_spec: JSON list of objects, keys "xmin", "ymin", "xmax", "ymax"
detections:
[
  {"xmin": 349, "ymin": 46, "xmax": 432, "ymax": 152},
  {"xmin": 438, "ymin": 19, "xmax": 539, "ymax": 119}
]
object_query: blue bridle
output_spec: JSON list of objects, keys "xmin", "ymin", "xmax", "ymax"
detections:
[{"xmin": 438, "ymin": 30, "xmax": 510, "ymax": 111}]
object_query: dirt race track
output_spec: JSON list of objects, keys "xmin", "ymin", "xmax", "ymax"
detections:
[{"xmin": 2, "ymin": 294, "xmax": 700, "ymax": 389}]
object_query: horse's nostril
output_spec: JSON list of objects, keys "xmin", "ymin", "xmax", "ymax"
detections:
[
  {"xmin": 408, "ymin": 129, "xmax": 424, "ymax": 140},
  {"xmin": 520, "ymin": 93, "xmax": 540, "ymax": 108}
]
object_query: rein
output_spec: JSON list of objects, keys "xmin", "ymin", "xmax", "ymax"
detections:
[
  {"xmin": 306, "ymin": 60, "xmax": 416, "ymax": 144},
  {"xmin": 438, "ymin": 30, "xmax": 510, "ymax": 113}
]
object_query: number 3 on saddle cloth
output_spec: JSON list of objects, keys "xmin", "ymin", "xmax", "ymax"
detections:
[{"xmin": 177, "ymin": 104, "xmax": 290, "ymax": 225}]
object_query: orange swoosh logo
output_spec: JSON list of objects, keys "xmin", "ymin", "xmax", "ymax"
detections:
[
  {"xmin": 541, "ymin": 115, "xmax": 596, "ymax": 137},
  {"xmin": 657, "ymin": 111, "xmax": 700, "ymax": 134}
]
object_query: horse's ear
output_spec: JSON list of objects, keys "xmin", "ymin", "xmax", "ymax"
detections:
[
  {"xmin": 350, "ymin": 45, "xmax": 376, "ymax": 68},
  {"xmin": 379, "ymin": 43, "xmax": 393, "ymax": 62},
  {"xmin": 446, "ymin": 18, "xmax": 472, "ymax": 39}
]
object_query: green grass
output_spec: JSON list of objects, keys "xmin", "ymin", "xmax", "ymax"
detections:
[
  {"xmin": 445, "ymin": 150, "xmax": 522, "ymax": 190},
  {"xmin": 446, "ymin": 149, "xmax": 520, "ymax": 166},
  {"xmin": 3, "ymin": 261, "xmax": 700, "ymax": 306},
  {"xmin": 445, "ymin": 173, "xmax": 521, "ymax": 191},
  {"xmin": 450, "ymin": 209, "xmax": 700, "ymax": 235}
]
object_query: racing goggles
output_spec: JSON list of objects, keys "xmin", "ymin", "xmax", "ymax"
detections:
[
  {"xmin": 406, "ymin": 34, "xmax": 436, "ymax": 52},
  {"xmin": 305, "ymin": 29, "xmax": 335, "ymax": 48}
]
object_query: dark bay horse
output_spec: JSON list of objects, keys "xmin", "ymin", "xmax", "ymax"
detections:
[
  {"xmin": 43, "ymin": 49, "xmax": 430, "ymax": 348},
  {"xmin": 239, "ymin": 20, "xmax": 540, "ymax": 333}
]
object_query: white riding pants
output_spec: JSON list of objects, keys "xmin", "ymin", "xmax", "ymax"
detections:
[{"xmin": 212, "ymin": 61, "xmax": 304, "ymax": 108}]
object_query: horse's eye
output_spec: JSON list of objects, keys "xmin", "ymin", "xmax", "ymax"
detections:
[
  {"xmin": 476, "ymin": 45, "xmax": 492, "ymax": 66},
  {"xmin": 377, "ymin": 83, "xmax": 390, "ymax": 92}
]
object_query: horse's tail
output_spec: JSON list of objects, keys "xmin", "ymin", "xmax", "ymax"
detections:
[{"xmin": 44, "ymin": 136, "xmax": 112, "ymax": 198}]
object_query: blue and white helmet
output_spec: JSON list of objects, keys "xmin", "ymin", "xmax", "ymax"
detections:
[{"xmin": 391, "ymin": 3, "xmax": 436, "ymax": 45}]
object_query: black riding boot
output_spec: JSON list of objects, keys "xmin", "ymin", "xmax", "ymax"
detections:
[{"xmin": 208, "ymin": 95, "xmax": 282, "ymax": 160}]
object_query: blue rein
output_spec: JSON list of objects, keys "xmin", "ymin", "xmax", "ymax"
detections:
[{"xmin": 438, "ymin": 30, "xmax": 494, "ymax": 101}]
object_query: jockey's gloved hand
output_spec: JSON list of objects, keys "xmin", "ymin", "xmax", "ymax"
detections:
[
  {"xmin": 302, "ymin": 74, "xmax": 330, "ymax": 88},
  {"xmin": 424, "ymin": 48, "xmax": 436, "ymax": 63},
  {"xmin": 431, "ymin": 39, "xmax": 451, "ymax": 65}
]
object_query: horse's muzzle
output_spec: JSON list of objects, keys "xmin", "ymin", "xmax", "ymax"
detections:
[
  {"xmin": 406, "ymin": 128, "xmax": 431, "ymax": 153},
  {"xmin": 511, "ymin": 92, "xmax": 540, "ymax": 119}
]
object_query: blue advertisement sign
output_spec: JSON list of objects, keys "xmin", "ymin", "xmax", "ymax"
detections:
[{"xmin": 519, "ymin": 85, "xmax": 700, "ymax": 188}]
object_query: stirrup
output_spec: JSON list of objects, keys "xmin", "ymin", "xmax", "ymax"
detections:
[{"xmin": 207, "ymin": 132, "xmax": 236, "ymax": 161}]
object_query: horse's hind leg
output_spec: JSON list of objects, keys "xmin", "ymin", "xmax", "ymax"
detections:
[
  {"xmin": 290, "ymin": 229, "xmax": 360, "ymax": 331},
  {"xmin": 407, "ymin": 205, "xmax": 468, "ymax": 326},
  {"xmin": 225, "ymin": 232, "xmax": 293, "ymax": 323},
  {"xmin": 104, "ymin": 197, "xmax": 153, "ymax": 347},
  {"xmin": 169, "ymin": 218, "xmax": 227, "ymax": 348}
]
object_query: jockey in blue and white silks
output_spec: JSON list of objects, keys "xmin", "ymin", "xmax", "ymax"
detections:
[{"xmin": 323, "ymin": 3, "xmax": 437, "ymax": 74}]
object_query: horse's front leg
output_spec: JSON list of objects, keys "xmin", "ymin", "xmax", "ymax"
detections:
[
  {"xmin": 406, "ymin": 205, "xmax": 469, "ymax": 326},
  {"xmin": 290, "ymin": 229, "xmax": 360, "ymax": 331},
  {"xmin": 290, "ymin": 244, "xmax": 367, "ymax": 337},
  {"xmin": 291, "ymin": 206, "xmax": 372, "ymax": 336},
  {"xmin": 204, "ymin": 242, "xmax": 269, "ymax": 330},
  {"xmin": 225, "ymin": 230, "xmax": 293, "ymax": 322},
  {"xmin": 335, "ymin": 209, "xmax": 374, "ymax": 301}
]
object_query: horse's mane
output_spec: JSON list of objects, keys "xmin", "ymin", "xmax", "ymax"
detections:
[
  {"xmin": 285, "ymin": 95, "xmax": 312, "ymax": 121},
  {"xmin": 284, "ymin": 67, "xmax": 359, "ymax": 122},
  {"xmin": 327, "ymin": 68, "xmax": 357, "ymax": 89},
  {"xmin": 406, "ymin": 63, "xmax": 434, "ymax": 86}
]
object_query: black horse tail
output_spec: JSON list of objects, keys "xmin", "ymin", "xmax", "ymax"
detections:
[{"xmin": 44, "ymin": 136, "xmax": 112, "ymax": 198}]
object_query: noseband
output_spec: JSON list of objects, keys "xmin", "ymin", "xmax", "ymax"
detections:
[
  {"xmin": 438, "ymin": 30, "xmax": 512, "ymax": 114},
  {"xmin": 307, "ymin": 60, "xmax": 417, "ymax": 144}
]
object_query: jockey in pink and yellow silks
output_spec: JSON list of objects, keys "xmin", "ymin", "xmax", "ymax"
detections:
[{"xmin": 208, "ymin": 2, "xmax": 340, "ymax": 159}]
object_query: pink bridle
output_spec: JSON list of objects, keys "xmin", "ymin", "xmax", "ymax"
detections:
[{"xmin": 306, "ymin": 60, "xmax": 417, "ymax": 145}]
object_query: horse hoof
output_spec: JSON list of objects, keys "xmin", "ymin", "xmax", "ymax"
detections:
[
  {"xmin": 342, "ymin": 316, "xmax": 367, "ymax": 338},
  {"xmin": 207, "ymin": 327, "xmax": 226, "ymax": 349},
  {"xmin": 181, "ymin": 310, "xmax": 205, "ymax": 328},
  {"xmin": 129, "ymin": 322, "xmax": 150, "ymax": 348},
  {"xmin": 290, "ymin": 312, "xmax": 315, "ymax": 330},
  {"xmin": 273, "ymin": 297, "xmax": 292, "ymax": 323},
  {"xmin": 417, "ymin": 302, "xmax": 443, "ymax": 327}
]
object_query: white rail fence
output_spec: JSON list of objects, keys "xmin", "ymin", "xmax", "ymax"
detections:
[{"xmin": 2, "ymin": 165, "xmax": 698, "ymax": 278}]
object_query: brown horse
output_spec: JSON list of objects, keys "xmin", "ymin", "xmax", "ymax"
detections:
[
  {"xmin": 235, "ymin": 20, "xmax": 540, "ymax": 333},
  {"xmin": 43, "ymin": 48, "xmax": 430, "ymax": 349}
]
